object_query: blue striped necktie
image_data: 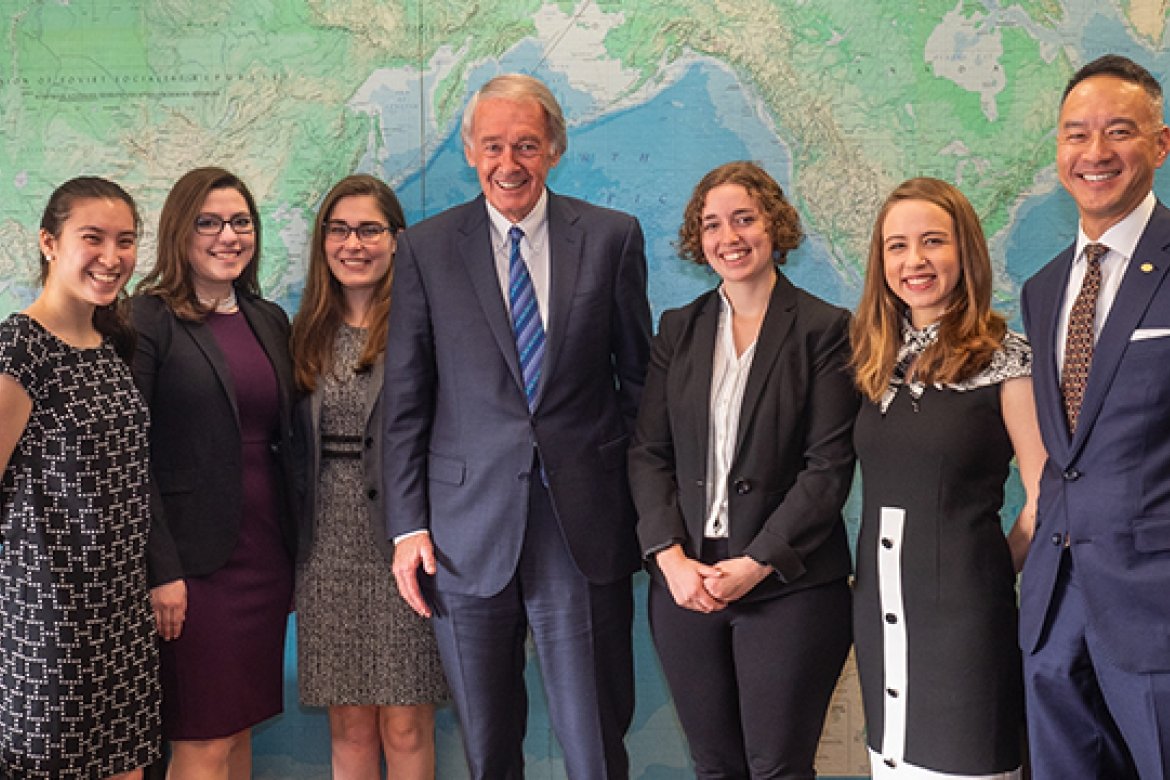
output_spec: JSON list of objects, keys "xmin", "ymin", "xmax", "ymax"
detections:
[{"xmin": 508, "ymin": 225, "xmax": 545, "ymax": 409}]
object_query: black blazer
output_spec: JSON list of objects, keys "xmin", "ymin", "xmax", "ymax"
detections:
[
  {"xmin": 131, "ymin": 292, "xmax": 299, "ymax": 585},
  {"xmin": 628, "ymin": 272, "xmax": 859, "ymax": 601}
]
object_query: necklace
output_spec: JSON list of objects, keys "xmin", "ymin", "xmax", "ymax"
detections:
[{"xmin": 198, "ymin": 288, "xmax": 238, "ymax": 313}]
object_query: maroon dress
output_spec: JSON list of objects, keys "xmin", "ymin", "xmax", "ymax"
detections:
[{"xmin": 160, "ymin": 311, "xmax": 294, "ymax": 739}]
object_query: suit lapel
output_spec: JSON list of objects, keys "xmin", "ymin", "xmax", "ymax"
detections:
[
  {"xmin": 1031, "ymin": 247, "xmax": 1076, "ymax": 463},
  {"xmin": 685, "ymin": 292, "xmax": 720, "ymax": 466},
  {"xmin": 457, "ymin": 198, "xmax": 525, "ymax": 392},
  {"xmin": 1071, "ymin": 205, "xmax": 1170, "ymax": 456},
  {"xmin": 180, "ymin": 316, "xmax": 240, "ymax": 430},
  {"xmin": 540, "ymin": 193, "xmax": 583, "ymax": 407},
  {"xmin": 240, "ymin": 295, "xmax": 293, "ymax": 420},
  {"xmin": 735, "ymin": 273, "xmax": 796, "ymax": 455}
]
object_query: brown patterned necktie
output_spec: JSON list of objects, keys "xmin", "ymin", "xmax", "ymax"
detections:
[{"xmin": 1060, "ymin": 242, "xmax": 1108, "ymax": 433}]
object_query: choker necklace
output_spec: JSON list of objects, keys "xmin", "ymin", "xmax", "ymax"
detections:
[{"xmin": 198, "ymin": 288, "xmax": 238, "ymax": 313}]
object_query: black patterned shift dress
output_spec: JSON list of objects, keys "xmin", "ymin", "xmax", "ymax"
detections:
[{"xmin": 0, "ymin": 313, "xmax": 160, "ymax": 778}]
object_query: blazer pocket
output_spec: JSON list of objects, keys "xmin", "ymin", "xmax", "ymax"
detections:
[
  {"xmin": 1131, "ymin": 328, "xmax": 1170, "ymax": 341},
  {"xmin": 428, "ymin": 453, "xmax": 466, "ymax": 486},
  {"xmin": 155, "ymin": 467, "xmax": 198, "ymax": 495},
  {"xmin": 598, "ymin": 434, "xmax": 630, "ymax": 470},
  {"xmin": 1133, "ymin": 515, "xmax": 1170, "ymax": 553}
]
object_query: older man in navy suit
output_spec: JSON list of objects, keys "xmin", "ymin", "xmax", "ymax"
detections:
[
  {"xmin": 382, "ymin": 74, "xmax": 651, "ymax": 779},
  {"xmin": 1020, "ymin": 54, "xmax": 1170, "ymax": 778}
]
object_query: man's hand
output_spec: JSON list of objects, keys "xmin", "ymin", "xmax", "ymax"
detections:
[{"xmin": 392, "ymin": 533, "xmax": 437, "ymax": 618}]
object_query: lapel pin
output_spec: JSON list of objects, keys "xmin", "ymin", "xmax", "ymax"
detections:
[{"xmin": 1141, "ymin": 262, "xmax": 1155, "ymax": 273}]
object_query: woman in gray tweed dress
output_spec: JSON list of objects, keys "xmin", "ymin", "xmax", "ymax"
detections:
[{"xmin": 292, "ymin": 174, "xmax": 447, "ymax": 779}]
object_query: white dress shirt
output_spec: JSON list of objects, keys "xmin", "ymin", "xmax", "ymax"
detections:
[
  {"xmin": 1056, "ymin": 191, "xmax": 1156, "ymax": 372},
  {"xmin": 703, "ymin": 287, "xmax": 758, "ymax": 539}
]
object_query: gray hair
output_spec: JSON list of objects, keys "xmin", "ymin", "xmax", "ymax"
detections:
[{"xmin": 460, "ymin": 74, "xmax": 568, "ymax": 156}]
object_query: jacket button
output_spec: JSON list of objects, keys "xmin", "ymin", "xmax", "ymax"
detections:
[
  {"xmin": 1062, "ymin": 468, "xmax": 1080, "ymax": 481},
  {"xmin": 1051, "ymin": 533, "xmax": 1064, "ymax": 546},
  {"xmin": 269, "ymin": 441, "xmax": 280, "ymax": 455},
  {"xmin": 367, "ymin": 487, "xmax": 378, "ymax": 500},
  {"xmin": 365, "ymin": 436, "xmax": 374, "ymax": 448},
  {"xmin": 733, "ymin": 478, "xmax": 752, "ymax": 495}
]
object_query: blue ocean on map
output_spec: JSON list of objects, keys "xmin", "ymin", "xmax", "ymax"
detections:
[{"xmin": 390, "ymin": 60, "xmax": 852, "ymax": 320}]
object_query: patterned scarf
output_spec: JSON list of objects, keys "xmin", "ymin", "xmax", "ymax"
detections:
[{"xmin": 879, "ymin": 318, "xmax": 938, "ymax": 414}]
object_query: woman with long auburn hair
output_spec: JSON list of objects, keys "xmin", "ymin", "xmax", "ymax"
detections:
[
  {"xmin": 291, "ymin": 174, "xmax": 447, "ymax": 779},
  {"xmin": 850, "ymin": 177, "xmax": 1045, "ymax": 778},
  {"xmin": 132, "ymin": 167, "xmax": 298, "ymax": 780}
]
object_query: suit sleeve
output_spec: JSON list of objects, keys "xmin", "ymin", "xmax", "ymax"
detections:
[
  {"xmin": 129, "ymin": 296, "xmax": 184, "ymax": 587},
  {"xmin": 382, "ymin": 231, "xmax": 437, "ymax": 540},
  {"xmin": 610, "ymin": 215, "xmax": 653, "ymax": 431},
  {"xmin": 743, "ymin": 308, "xmax": 859, "ymax": 582},
  {"xmin": 628, "ymin": 311, "xmax": 688, "ymax": 556}
]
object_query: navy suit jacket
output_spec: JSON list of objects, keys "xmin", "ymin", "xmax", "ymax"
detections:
[
  {"xmin": 382, "ymin": 192, "xmax": 652, "ymax": 597},
  {"xmin": 628, "ymin": 273, "xmax": 858, "ymax": 601},
  {"xmin": 132, "ymin": 292, "xmax": 299, "ymax": 585},
  {"xmin": 1020, "ymin": 200, "xmax": 1170, "ymax": 673}
]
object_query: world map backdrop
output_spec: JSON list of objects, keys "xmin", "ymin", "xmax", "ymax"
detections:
[{"xmin": 2, "ymin": 0, "xmax": 1169, "ymax": 776}]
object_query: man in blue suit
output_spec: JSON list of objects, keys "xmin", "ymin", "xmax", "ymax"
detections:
[
  {"xmin": 1020, "ymin": 54, "xmax": 1170, "ymax": 778},
  {"xmin": 382, "ymin": 73, "xmax": 651, "ymax": 779}
]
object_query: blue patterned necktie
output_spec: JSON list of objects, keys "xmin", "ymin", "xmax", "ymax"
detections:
[{"xmin": 508, "ymin": 225, "xmax": 545, "ymax": 409}]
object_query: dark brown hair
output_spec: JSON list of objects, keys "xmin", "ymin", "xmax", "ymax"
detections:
[
  {"xmin": 40, "ymin": 176, "xmax": 141, "ymax": 360},
  {"xmin": 291, "ymin": 174, "xmax": 406, "ymax": 392},
  {"xmin": 850, "ymin": 177, "xmax": 1005, "ymax": 402},
  {"xmin": 136, "ymin": 167, "xmax": 262, "ymax": 320},
  {"xmin": 678, "ymin": 161, "xmax": 802, "ymax": 266}
]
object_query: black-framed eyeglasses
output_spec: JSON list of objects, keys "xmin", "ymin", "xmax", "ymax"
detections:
[
  {"xmin": 195, "ymin": 213, "xmax": 255, "ymax": 236},
  {"xmin": 323, "ymin": 221, "xmax": 390, "ymax": 243}
]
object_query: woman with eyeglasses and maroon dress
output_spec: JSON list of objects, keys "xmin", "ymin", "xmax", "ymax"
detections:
[{"xmin": 131, "ymin": 167, "xmax": 298, "ymax": 780}]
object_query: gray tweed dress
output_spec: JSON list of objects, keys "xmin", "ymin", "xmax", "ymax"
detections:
[{"xmin": 296, "ymin": 324, "xmax": 448, "ymax": 706}]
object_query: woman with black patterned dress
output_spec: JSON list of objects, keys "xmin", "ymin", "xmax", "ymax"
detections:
[
  {"xmin": 0, "ymin": 177, "xmax": 160, "ymax": 778},
  {"xmin": 292, "ymin": 174, "xmax": 447, "ymax": 779},
  {"xmin": 850, "ymin": 178, "xmax": 1046, "ymax": 778}
]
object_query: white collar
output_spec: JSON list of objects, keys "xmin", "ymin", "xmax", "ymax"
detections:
[{"xmin": 1075, "ymin": 190, "xmax": 1156, "ymax": 263}]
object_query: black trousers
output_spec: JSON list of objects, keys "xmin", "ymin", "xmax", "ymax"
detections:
[{"xmin": 649, "ymin": 571, "xmax": 851, "ymax": 780}]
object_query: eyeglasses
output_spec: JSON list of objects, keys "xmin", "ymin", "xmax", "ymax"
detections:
[
  {"xmin": 194, "ymin": 213, "xmax": 255, "ymax": 236},
  {"xmin": 323, "ymin": 221, "xmax": 390, "ymax": 243}
]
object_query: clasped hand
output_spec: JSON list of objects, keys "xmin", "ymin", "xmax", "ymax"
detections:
[{"xmin": 655, "ymin": 544, "xmax": 772, "ymax": 613}]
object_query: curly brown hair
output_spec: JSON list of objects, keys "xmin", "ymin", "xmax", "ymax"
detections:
[{"xmin": 677, "ymin": 161, "xmax": 802, "ymax": 265}]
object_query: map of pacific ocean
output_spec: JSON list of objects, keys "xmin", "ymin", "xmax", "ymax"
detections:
[{"xmin": 2, "ymin": 0, "xmax": 1169, "ymax": 776}]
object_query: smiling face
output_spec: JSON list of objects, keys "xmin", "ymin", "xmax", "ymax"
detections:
[
  {"xmin": 700, "ymin": 183, "xmax": 776, "ymax": 288},
  {"xmin": 464, "ymin": 97, "xmax": 561, "ymax": 223},
  {"xmin": 1057, "ymin": 74, "xmax": 1170, "ymax": 239},
  {"xmin": 323, "ymin": 195, "xmax": 394, "ymax": 295},
  {"xmin": 881, "ymin": 198, "xmax": 961, "ymax": 328},
  {"xmin": 39, "ymin": 197, "xmax": 137, "ymax": 310},
  {"xmin": 187, "ymin": 186, "xmax": 255, "ymax": 299}
]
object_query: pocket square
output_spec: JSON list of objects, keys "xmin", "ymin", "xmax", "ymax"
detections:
[{"xmin": 1132, "ymin": 328, "xmax": 1170, "ymax": 341}]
